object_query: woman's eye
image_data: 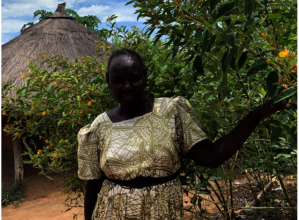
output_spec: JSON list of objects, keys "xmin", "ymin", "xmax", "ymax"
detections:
[
  {"xmin": 112, "ymin": 79, "xmax": 122, "ymax": 83},
  {"xmin": 131, "ymin": 77, "xmax": 141, "ymax": 82}
]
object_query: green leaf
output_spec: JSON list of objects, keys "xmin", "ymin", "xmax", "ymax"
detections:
[
  {"xmin": 266, "ymin": 71, "xmax": 278, "ymax": 98},
  {"xmin": 222, "ymin": 45, "xmax": 238, "ymax": 74},
  {"xmin": 280, "ymin": 29, "xmax": 293, "ymax": 47},
  {"xmin": 236, "ymin": 43, "xmax": 246, "ymax": 62},
  {"xmin": 210, "ymin": 0, "xmax": 220, "ymax": 12},
  {"xmin": 244, "ymin": 17, "xmax": 262, "ymax": 27},
  {"xmin": 125, "ymin": 0, "xmax": 135, "ymax": 6},
  {"xmin": 246, "ymin": 60, "xmax": 268, "ymax": 77},
  {"xmin": 253, "ymin": 31, "xmax": 260, "ymax": 42},
  {"xmin": 47, "ymin": 84, "xmax": 53, "ymax": 91},
  {"xmin": 193, "ymin": 55, "xmax": 204, "ymax": 80},
  {"xmin": 16, "ymin": 87, "xmax": 26, "ymax": 95},
  {"xmin": 230, "ymin": 53, "xmax": 236, "ymax": 71},
  {"xmin": 250, "ymin": 42, "xmax": 269, "ymax": 47},
  {"xmin": 202, "ymin": 29, "xmax": 210, "ymax": 56},
  {"xmin": 135, "ymin": 8, "xmax": 149, "ymax": 13},
  {"xmin": 100, "ymin": 83, "xmax": 107, "ymax": 91},
  {"xmin": 257, "ymin": 86, "xmax": 266, "ymax": 97},
  {"xmin": 186, "ymin": 0, "xmax": 191, "ymax": 10},
  {"xmin": 216, "ymin": 15, "xmax": 237, "ymax": 23},
  {"xmin": 238, "ymin": 51, "xmax": 247, "ymax": 70},
  {"xmin": 273, "ymin": 87, "xmax": 297, "ymax": 104},
  {"xmin": 216, "ymin": 3, "xmax": 236, "ymax": 19},
  {"xmin": 153, "ymin": 33, "xmax": 163, "ymax": 45},
  {"xmin": 260, "ymin": 0, "xmax": 268, "ymax": 7},
  {"xmin": 198, "ymin": 190, "xmax": 211, "ymax": 195},
  {"xmin": 281, "ymin": 124, "xmax": 291, "ymax": 134},
  {"xmin": 203, "ymin": 20, "xmax": 212, "ymax": 28},
  {"xmin": 227, "ymin": 170, "xmax": 235, "ymax": 182},
  {"xmin": 213, "ymin": 117, "xmax": 229, "ymax": 125},
  {"xmin": 210, "ymin": 35, "xmax": 217, "ymax": 47},
  {"xmin": 222, "ymin": 32, "xmax": 235, "ymax": 47},
  {"xmin": 222, "ymin": 50, "xmax": 229, "ymax": 74},
  {"xmin": 243, "ymin": 0, "xmax": 253, "ymax": 20},
  {"xmin": 271, "ymin": 127, "xmax": 282, "ymax": 143},
  {"xmin": 232, "ymin": 111, "xmax": 243, "ymax": 123},
  {"xmin": 268, "ymin": 14, "xmax": 285, "ymax": 19},
  {"xmin": 217, "ymin": 168, "xmax": 227, "ymax": 182}
]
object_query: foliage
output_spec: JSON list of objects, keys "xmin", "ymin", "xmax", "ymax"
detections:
[
  {"xmin": 2, "ymin": 180, "xmax": 25, "ymax": 206},
  {"xmin": 125, "ymin": 0, "xmax": 297, "ymax": 218},
  {"xmin": 127, "ymin": 0, "xmax": 297, "ymax": 219},
  {"xmin": 2, "ymin": 40, "xmax": 117, "ymax": 205},
  {"xmin": 21, "ymin": 10, "xmax": 53, "ymax": 31},
  {"xmin": 20, "ymin": 8, "xmax": 111, "ymax": 40},
  {"xmin": 3, "ymin": 0, "xmax": 297, "ymax": 218},
  {"xmin": 21, "ymin": 22, "xmax": 34, "ymax": 31},
  {"xmin": 33, "ymin": 9, "xmax": 53, "ymax": 21}
]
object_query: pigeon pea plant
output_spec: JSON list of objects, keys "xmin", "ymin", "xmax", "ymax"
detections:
[
  {"xmin": 124, "ymin": 0, "xmax": 297, "ymax": 218},
  {"xmin": 2, "ymin": 41, "xmax": 117, "ymax": 212}
]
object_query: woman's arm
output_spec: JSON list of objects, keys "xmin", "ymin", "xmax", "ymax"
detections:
[
  {"xmin": 187, "ymin": 99, "xmax": 294, "ymax": 168},
  {"xmin": 84, "ymin": 179, "xmax": 105, "ymax": 220}
]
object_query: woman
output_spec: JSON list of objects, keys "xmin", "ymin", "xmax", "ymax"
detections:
[{"xmin": 77, "ymin": 48, "xmax": 294, "ymax": 220}]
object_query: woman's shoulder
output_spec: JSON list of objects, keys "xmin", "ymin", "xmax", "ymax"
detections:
[
  {"xmin": 91, "ymin": 112, "xmax": 110, "ymax": 127},
  {"xmin": 78, "ymin": 112, "xmax": 110, "ymax": 135},
  {"xmin": 155, "ymin": 96, "xmax": 190, "ymax": 108}
]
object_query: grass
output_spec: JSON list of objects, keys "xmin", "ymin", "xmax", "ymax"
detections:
[{"xmin": 2, "ymin": 180, "xmax": 25, "ymax": 205}]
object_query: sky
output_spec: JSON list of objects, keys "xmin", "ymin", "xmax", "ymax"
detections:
[{"xmin": 1, "ymin": 0, "xmax": 151, "ymax": 45}]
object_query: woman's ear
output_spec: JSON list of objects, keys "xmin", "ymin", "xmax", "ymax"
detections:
[
  {"xmin": 143, "ymin": 68, "xmax": 148, "ymax": 87},
  {"xmin": 106, "ymin": 72, "xmax": 110, "ymax": 89}
]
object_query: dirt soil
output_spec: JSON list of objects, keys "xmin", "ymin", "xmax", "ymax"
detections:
[
  {"xmin": 2, "ymin": 173, "xmax": 194, "ymax": 220},
  {"xmin": 183, "ymin": 169, "xmax": 297, "ymax": 220},
  {"xmin": 2, "ymin": 173, "xmax": 84, "ymax": 220},
  {"xmin": 2, "ymin": 170, "xmax": 297, "ymax": 220}
]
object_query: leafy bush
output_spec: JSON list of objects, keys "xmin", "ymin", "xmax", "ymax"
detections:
[
  {"xmin": 2, "ymin": 40, "xmax": 117, "ymax": 205},
  {"xmin": 126, "ymin": 0, "xmax": 297, "ymax": 218},
  {"xmin": 2, "ymin": 180, "xmax": 25, "ymax": 205}
]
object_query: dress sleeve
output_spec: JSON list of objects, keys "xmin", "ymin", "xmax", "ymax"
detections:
[
  {"xmin": 77, "ymin": 124, "xmax": 104, "ymax": 180},
  {"xmin": 173, "ymin": 96, "xmax": 208, "ymax": 155}
]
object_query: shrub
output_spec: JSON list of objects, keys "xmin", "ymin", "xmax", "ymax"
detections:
[{"xmin": 2, "ymin": 180, "xmax": 25, "ymax": 206}]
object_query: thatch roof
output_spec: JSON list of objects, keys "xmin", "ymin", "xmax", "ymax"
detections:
[{"xmin": 2, "ymin": 2, "xmax": 115, "ymax": 89}]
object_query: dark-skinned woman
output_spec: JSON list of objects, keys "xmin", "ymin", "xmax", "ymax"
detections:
[{"xmin": 77, "ymin": 48, "xmax": 294, "ymax": 220}]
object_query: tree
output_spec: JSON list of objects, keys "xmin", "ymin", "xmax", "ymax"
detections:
[
  {"xmin": 127, "ymin": 0, "xmax": 297, "ymax": 218},
  {"xmin": 21, "ymin": 8, "xmax": 111, "ymax": 40}
]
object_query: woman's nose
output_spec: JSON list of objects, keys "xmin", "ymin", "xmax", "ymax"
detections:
[{"xmin": 123, "ymin": 80, "xmax": 132, "ymax": 90}]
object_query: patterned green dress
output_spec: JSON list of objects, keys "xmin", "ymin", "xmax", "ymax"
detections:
[{"xmin": 77, "ymin": 97, "xmax": 208, "ymax": 220}]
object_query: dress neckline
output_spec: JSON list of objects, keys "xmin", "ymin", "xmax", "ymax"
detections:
[{"xmin": 105, "ymin": 98, "xmax": 156, "ymax": 124}]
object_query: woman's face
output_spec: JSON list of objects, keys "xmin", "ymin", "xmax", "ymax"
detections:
[{"xmin": 107, "ymin": 55, "xmax": 147, "ymax": 106}]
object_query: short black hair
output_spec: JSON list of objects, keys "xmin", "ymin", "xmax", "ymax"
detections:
[{"xmin": 106, "ymin": 48, "xmax": 147, "ymax": 80}]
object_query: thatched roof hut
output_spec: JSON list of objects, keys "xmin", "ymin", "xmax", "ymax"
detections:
[{"xmin": 2, "ymin": 2, "xmax": 115, "ymax": 89}]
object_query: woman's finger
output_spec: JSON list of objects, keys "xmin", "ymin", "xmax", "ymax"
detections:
[{"xmin": 274, "ymin": 102, "xmax": 296, "ymax": 112}]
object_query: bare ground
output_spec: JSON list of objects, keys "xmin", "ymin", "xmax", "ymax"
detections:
[{"xmin": 2, "ymin": 170, "xmax": 297, "ymax": 220}]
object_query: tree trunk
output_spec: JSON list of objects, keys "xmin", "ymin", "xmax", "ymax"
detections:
[{"xmin": 12, "ymin": 138, "xmax": 24, "ymax": 182}]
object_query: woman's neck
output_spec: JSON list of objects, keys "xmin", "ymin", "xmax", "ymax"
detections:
[
  {"xmin": 107, "ymin": 98, "xmax": 155, "ymax": 123},
  {"xmin": 118, "ymin": 98, "xmax": 147, "ymax": 118}
]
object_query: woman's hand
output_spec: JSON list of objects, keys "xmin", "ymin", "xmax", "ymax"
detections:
[
  {"xmin": 85, "ymin": 179, "xmax": 105, "ymax": 220},
  {"xmin": 251, "ymin": 94, "xmax": 295, "ymax": 119},
  {"xmin": 187, "ymin": 91, "xmax": 296, "ymax": 168}
]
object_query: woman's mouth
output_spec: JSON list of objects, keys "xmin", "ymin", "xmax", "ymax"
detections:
[{"xmin": 122, "ymin": 94, "xmax": 135, "ymax": 101}]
